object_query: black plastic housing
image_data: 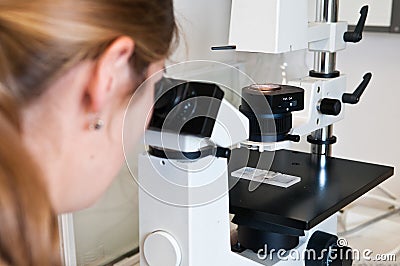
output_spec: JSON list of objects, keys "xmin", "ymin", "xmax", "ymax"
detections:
[
  {"xmin": 149, "ymin": 77, "xmax": 224, "ymax": 138},
  {"xmin": 239, "ymin": 84, "xmax": 304, "ymax": 142}
]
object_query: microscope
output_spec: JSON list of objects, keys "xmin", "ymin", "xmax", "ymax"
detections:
[{"xmin": 138, "ymin": 0, "xmax": 394, "ymax": 265}]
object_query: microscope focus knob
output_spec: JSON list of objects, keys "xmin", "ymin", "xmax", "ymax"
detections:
[
  {"xmin": 332, "ymin": 246, "xmax": 353, "ymax": 266},
  {"xmin": 143, "ymin": 231, "xmax": 182, "ymax": 266},
  {"xmin": 319, "ymin": 98, "xmax": 342, "ymax": 116},
  {"xmin": 305, "ymin": 231, "xmax": 353, "ymax": 266}
]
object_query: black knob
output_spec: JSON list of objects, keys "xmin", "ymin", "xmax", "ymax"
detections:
[
  {"xmin": 319, "ymin": 98, "xmax": 342, "ymax": 116},
  {"xmin": 306, "ymin": 231, "xmax": 353, "ymax": 266},
  {"xmin": 331, "ymin": 246, "xmax": 353, "ymax": 266},
  {"xmin": 306, "ymin": 231, "xmax": 338, "ymax": 266}
]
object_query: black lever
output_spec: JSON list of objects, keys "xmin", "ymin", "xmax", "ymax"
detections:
[
  {"xmin": 342, "ymin": 73, "xmax": 372, "ymax": 104},
  {"xmin": 211, "ymin": 45, "xmax": 237, "ymax": 51},
  {"xmin": 285, "ymin": 134, "xmax": 301, "ymax": 143},
  {"xmin": 343, "ymin": 5, "xmax": 369, "ymax": 43}
]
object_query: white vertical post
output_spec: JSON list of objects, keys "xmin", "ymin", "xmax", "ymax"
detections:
[{"xmin": 58, "ymin": 213, "xmax": 77, "ymax": 266}]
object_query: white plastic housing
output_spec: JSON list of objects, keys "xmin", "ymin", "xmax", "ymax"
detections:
[
  {"xmin": 290, "ymin": 75, "xmax": 347, "ymax": 136},
  {"xmin": 139, "ymin": 154, "xmax": 338, "ymax": 266},
  {"xmin": 229, "ymin": 0, "xmax": 308, "ymax": 53},
  {"xmin": 308, "ymin": 21, "xmax": 348, "ymax": 52}
]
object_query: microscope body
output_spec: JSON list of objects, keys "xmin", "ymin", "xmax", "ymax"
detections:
[
  {"xmin": 138, "ymin": 0, "xmax": 394, "ymax": 265},
  {"xmin": 139, "ymin": 154, "xmax": 252, "ymax": 266},
  {"xmin": 139, "ymin": 152, "xmax": 338, "ymax": 266}
]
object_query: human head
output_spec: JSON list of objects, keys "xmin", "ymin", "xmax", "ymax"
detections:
[{"xmin": 0, "ymin": 0, "xmax": 177, "ymax": 212}]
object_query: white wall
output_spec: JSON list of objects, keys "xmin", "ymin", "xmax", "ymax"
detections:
[
  {"xmin": 334, "ymin": 32, "xmax": 400, "ymax": 194},
  {"xmin": 73, "ymin": 165, "xmax": 138, "ymax": 265},
  {"xmin": 172, "ymin": 0, "xmax": 233, "ymax": 62}
]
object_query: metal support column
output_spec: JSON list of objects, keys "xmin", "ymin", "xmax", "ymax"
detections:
[{"xmin": 309, "ymin": 0, "xmax": 339, "ymax": 156}]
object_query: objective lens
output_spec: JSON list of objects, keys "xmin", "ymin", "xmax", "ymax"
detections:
[{"xmin": 239, "ymin": 84, "xmax": 304, "ymax": 142}]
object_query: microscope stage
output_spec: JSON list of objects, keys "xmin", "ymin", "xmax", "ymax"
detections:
[{"xmin": 229, "ymin": 149, "xmax": 394, "ymax": 230}]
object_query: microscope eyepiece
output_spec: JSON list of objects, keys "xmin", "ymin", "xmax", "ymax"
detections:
[{"xmin": 149, "ymin": 77, "xmax": 224, "ymax": 138}]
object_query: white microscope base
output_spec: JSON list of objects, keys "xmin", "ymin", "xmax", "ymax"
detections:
[{"xmin": 139, "ymin": 153, "xmax": 336, "ymax": 266}]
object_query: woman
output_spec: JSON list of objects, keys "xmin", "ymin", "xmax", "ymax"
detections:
[{"xmin": 0, "ymin": 0, "xmax": 177, "ymax": 264}]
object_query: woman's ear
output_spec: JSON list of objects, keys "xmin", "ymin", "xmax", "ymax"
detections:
[{"xmin": 86, "ymin": 36, "xmax": 135, "ymax": 113}]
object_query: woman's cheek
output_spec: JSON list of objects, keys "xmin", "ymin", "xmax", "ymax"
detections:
[
  {"xmin": 124, "ymin": 83, "xmax": 155, "ymax": 149},
  {"xmin": 144, "ymin": 87, "xmax": 155, "ymax": 129}
]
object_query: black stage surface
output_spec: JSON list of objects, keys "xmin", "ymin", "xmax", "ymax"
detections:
[{"xmin": 229, "ymin": 149, "xmax": 394, "ymax": 230}]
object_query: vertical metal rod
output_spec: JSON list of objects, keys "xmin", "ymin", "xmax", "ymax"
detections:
[
  {"xmin": 311, "ymin": 126, "xmax": 334, "ymax": 156},
  {"xmin": 314, "ymin": 52, "xmax": 337, "ymax": 75},
  {"xmin": 311, "ymin": 0, "xmax": 339, "ymax": 156},
  {"xmin": 313, "ymin": 0, "xmax": 339, "ymax": 75}
]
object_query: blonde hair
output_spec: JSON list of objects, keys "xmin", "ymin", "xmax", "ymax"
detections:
[
  {"xmin": 0, "ymin": 0, "xmax": 177, "ymax": 263},
  {"xmin": 0, "ymin": 90, "xmax": 60, "ymax": 265},
  {"xmin": 0, "ymin": 0, "xmax": 177, "ymax": 102}
]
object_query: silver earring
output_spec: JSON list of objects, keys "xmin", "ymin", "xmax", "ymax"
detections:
[{"xmin": 90, "ymin": 118, "xmax": 104, "ymax": 131}]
